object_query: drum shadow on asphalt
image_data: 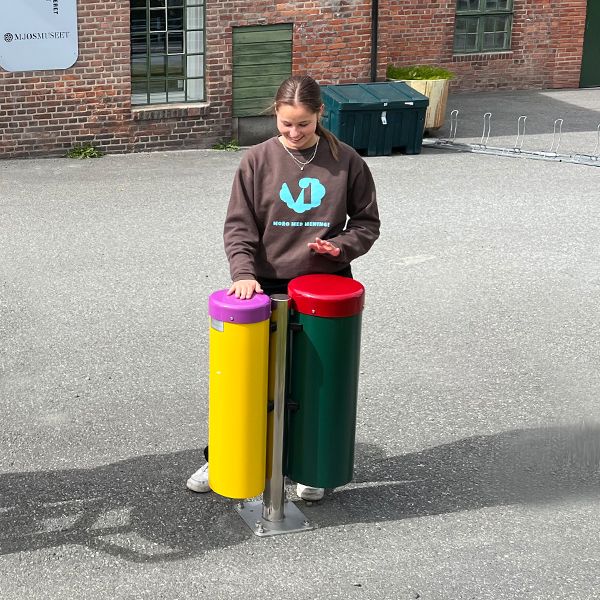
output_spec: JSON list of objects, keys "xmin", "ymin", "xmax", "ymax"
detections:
[
  {"xmin": 0, "ymin": 448, "xmax": 246, "ymax": 562},
  {"xmin": 306, "ymin": 423, "xmax": 600, "ymax": 526},
  {"xmin": 1, "ymin": 424, "xmax": 598, "ymax": 562}
]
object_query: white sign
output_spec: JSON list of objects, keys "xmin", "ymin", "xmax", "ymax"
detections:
[{"xmin": 0, "ymin": 0, "xmax": 78, "ymax": 72}]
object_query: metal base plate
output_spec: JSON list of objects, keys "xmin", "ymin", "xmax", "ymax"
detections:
[{"xmin": 236, "ymin": 500, "xmax": 316, "ymax": 537}]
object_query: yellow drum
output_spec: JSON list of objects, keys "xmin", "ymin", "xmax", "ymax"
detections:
[{"xmin": 207, "ymin": 290, "xmax": 271, "ymax": 498}]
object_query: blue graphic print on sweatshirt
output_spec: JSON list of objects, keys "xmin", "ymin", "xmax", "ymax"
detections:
[{"xmin": 279, "ymin": 177, "xmax": 326, "ymax": 214}]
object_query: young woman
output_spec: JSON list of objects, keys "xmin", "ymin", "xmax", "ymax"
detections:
[{"xmin": 187, "ymin": 75, "xmax": 380, "ymax": 501}]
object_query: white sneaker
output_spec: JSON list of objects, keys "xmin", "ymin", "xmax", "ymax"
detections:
[
  {"xmin": 296, "ymin": 483, "xmax": 324, "ymax": 501},
  {"xmin": 186, "ymin": 463, "xmax": 210, "ymax": 493}
]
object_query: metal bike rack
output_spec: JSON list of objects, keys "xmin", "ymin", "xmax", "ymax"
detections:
[{"xmin": 424, "ymin": 109, "xmax": 600, "ymax": 168}]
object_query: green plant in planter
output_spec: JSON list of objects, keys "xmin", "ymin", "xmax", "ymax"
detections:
[
  {"xmin": 387, "ymin": 65, "xmax": 455, "ymax": 131},
  {"xmin": 386, "ymin": 64, "xmax": 454, "ymax": 81}
]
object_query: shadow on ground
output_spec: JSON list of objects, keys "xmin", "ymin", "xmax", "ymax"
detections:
[
  {"xmin": 1, "ymin": 424, "xmax": 598, "ymax": 562},
  {"xmin": 310, "ymin": 423, "xmax": 600, "ymax": 526}
]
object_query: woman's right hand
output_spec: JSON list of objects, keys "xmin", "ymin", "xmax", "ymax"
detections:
[{"xmin": 227, "ymin": 279, "xmax": 263, "ymax": 299}]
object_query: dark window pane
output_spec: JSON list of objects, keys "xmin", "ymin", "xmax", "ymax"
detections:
[
  {"xmin": 456, "ymin": 16, "xmax": 478, "ymax": 35},
  {"xmin": 455, "ymin": 16, "xmax": 479, "ymax": 53},
  {"xmin": 483, "ymin": 14, "xmax": 509, "ymax": 34},
  {"xmin": 131, "ymin": 33, "xmax": 148, "ymax": 55},
  {"xmin": 168, "ymin": 0, "xmax": 184, "ymax": 6},
  {"xmin": 149, "ymin": 54, "xmax": 166, "ymax": 76},
  {"xmin": 167, "ymin": 78, "xmax": 186, "ymax": 102},
  {"xmin": 465, "ymin": 34, "xmax": 478, "ymax": 51},
  {"xmin": 149, "ymin": 9, "xmax": 166, "ymax": 31},
  {"xmin": 150, "ymin": 0, "xmax": 166, "ymax": 6},
  {"xmin": 454, "ymin": 35, "xmax": 466, "ymax": 52},
  {"xmin": 482, "ymin": 31, "xmax": 507, "ymax": 50},
  {"xmin": 482, "ymin": 14, "xmax": 510, "ymax": 50},
  {"xmin": 455, "ymin": 12, "xmax": 511, "ymax": 53},
  {"xmin": 132, "ymin": 55, "xmax": 148, "ymax": 77},
  {"xmin": 455, "ymin": 18, "xmax": 468, "ymax": 35},
  {"xmin": 167, "ymin": 55, "xmax": 184, "ymax": 77},
  {"xmin": 168, "ymin": 31, "xmax": 184, "ymax": 54},
  {"xmin": 131, "ymin": 9, "xmax": 147, "ymax": 34},
  {"xmin": 149, "ymin": 77, "xmax": 167, "ymax": 103},
  {"xmin": 131, "ymin": 0, "xmax": 146, "ymax": 8},
  {"xmin": 149, "ymin": 78, "xmax": 167, "ymax": 92},
  {"xmin": 149, "ymin": 32, "xmax": 166, "ymax": 53},
  {"xmin": 485, "ymin": 0, "xmax": 511, "ymax": 9},
  {"xmin": 131, "ymin": 78, "xmax": 148, "ymax": 105},
  {"xmin": 167, "ymin": 78, "xmax": 185, "ymax": 91},
  {"xmin": 457, "ymin": 0, "xmax": 480, "ymax": 11},
  {"xmin": 132, "ymin": 78, "xmax": 148, "ymax": 94},
  {"xmin": 168, "ymin": 7, "xmax": 184, "ymax": 29}
]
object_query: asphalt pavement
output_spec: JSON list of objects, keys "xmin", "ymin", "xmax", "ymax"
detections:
[{"xmin": 1, "ymin": 88, "xmax": 600, "ymax": 600}]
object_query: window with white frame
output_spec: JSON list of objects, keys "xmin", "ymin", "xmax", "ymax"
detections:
[
  {"xmin": 454, "ymin": 0, "xmax": 513, "ymax": 54},
  {"xmin": 130, "ymin": 0, "xmax": 205, "ymax": 105}
]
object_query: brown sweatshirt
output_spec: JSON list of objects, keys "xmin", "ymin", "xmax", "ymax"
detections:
[{"xmin": 224, "ymin": 136, "xmax": 380, "ymax": 281}]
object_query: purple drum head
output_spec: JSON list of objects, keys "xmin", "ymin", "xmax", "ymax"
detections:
[{"xmin": 208, "ymin": 289, "xmax": 271, "ymax": 324}]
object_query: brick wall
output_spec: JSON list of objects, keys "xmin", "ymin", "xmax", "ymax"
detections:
[
  {"xmin": 547, "ymin": 0, "xmax": 588, "ymax": 88},
  {"xmin": 0, "ymin": 0, "xmax": 374, "ymax": 158},
  {"xmin": 203, "ymin": 0, "xmax": 374, "ymax": 145},
  {"xmin": 1, "ymin": 1, "xmax": 131, "ymax": 158},
  {"xmin": 0, "ymin": 1, "xmax": 588, "ymax": 158},
  {"xmin": 380, "ymin": 0, "xmax": 587, "ymax": 91}
]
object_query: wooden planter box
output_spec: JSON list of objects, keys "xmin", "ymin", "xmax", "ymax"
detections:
[{"xmin": 389, "ymin": 78, "xmax": 450, "ymax": 130}]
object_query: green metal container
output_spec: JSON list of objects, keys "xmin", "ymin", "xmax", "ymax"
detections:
[
  {"xmin": 285, "ymin": 274, "xmax": 365, "ymax": 488},
  {"xmin": 321, "ymin": 81, "xmax": 429, "ymax": 156}
]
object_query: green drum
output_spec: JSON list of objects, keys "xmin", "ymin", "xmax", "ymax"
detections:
[{"xmin": 285, "ymin": 274, "xmax": 365, "ymax": 489}]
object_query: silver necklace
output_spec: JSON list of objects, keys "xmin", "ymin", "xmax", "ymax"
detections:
[{"xmin": 281, "ymin": 137, "xmax": 319, "ymax": 170}]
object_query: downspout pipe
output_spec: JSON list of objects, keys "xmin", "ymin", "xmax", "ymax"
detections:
[{"xmin": 370, "ymin": 0, "xmax": 379, "ymax": 82}]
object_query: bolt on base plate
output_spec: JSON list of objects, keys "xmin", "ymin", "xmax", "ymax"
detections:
[{"xmin": 236, "ymin": 499, "xmax": 316, "ymax": 537}]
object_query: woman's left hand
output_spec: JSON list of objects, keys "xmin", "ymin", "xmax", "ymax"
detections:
[{"xmin": 307, "ymin": 237, "xmax": 341, "ymax": 257}]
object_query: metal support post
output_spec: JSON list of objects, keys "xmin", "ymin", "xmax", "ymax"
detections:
[
  {"xmin": 236, "ymin": 294, "xmax": 314, "ymax": 536},
  {"xmin": 262, "ymin": 294, "xmax": 288, "ymax": 522}
]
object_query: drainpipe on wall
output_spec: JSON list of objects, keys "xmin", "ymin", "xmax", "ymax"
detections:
[{"xmin": 370, "ymin": 0, "xmax": 379, "ymax": 82}]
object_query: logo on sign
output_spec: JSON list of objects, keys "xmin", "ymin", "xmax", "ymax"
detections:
[
  {"xmin": 0, "ymin": 0, "xmax": 78, "ymax": 72},
  {"xmin": 4, "ymin": 31, "xmax": 70, "ymax": 41}
]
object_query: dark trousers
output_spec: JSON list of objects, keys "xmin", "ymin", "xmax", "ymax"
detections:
[
  {"xmin": 203, "ymin": 265, "xmax": 353, "ymax": 463},
  {"xmin": 258, "ymin": 265, "xmax": 353, "ymax": 296}
]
